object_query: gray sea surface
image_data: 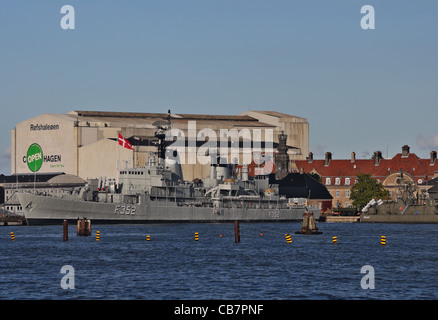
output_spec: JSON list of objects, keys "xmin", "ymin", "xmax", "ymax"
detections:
[{"xmin": 1, "ymin": 222, "xmax": 437, "ymax": 300}]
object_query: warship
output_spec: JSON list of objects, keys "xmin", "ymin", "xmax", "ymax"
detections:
[
  {"xmin": 17, "ymin": 117, "xmax": 315, "ymax": 225},
  {"xmin": 360, "ymin": 177, "xmax": 438, "ymax": 223}
]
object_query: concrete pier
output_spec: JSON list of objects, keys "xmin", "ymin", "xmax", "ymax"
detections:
[
  {"xmin": 0, "ymin": 216, "xmax": 26, "ymax": 226},
  {"xmin": 326, "ymin": 216, "xmax": 360, "ymax": 223}
]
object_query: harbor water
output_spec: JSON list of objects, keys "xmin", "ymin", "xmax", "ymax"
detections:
[{"xmin": 1, "ymin": 222, "xmax": 438, "ymax": 300}]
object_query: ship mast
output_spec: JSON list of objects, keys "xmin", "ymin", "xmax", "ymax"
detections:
[{"xmin": 153, "ymin": 109, "xmax": 172, "ymax": 163}]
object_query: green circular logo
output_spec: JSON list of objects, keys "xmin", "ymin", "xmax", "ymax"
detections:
[{"xmin": 27, "ymin": 143, "xmax": 43, "ymax": 172}]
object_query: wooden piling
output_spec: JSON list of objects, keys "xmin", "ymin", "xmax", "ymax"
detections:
[
  {"xmin": 295, "ymin": 211, "xmax": 323, "ymax": 235},
  {"xmin": 63, "ymin": 220, "xmax": 68, "ymax": 241},
  {"xmin": 234, "ymin": 220, "xmax": 240, "ymax": 243},
  {"xmin": 77, "ymin": 219, "xmax": 91, "ymax": 236}
]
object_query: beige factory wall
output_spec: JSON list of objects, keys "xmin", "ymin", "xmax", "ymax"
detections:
[
  {"xmin": 239, "ymin": 111, "xmax": 309, "ymax": 159},
  {"xmin": 12, "ymin": 110, "xmax": 309, "ymax": 181},
  {"xmin": 12, "ymin": 114, "xmax": 77, "ymax": 175},
  {"xmin": 78, "ymin": 138, "xmax": 133, "ymax": 181}
]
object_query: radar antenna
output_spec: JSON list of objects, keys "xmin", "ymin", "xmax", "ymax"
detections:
[{"xmin": 152, "ymin": 109, "xmax": 173, "ymax": 160}]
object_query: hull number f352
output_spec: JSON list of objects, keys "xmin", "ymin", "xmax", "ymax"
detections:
[{"xmin": 114, "ymin": 205, "xmax": 136, "ymax": 215}]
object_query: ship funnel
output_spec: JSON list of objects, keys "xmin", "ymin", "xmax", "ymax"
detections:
[
  {"xmin": 165, "ymin": 148, "xmax": 183, "ymax": 180},
  {"xmin": 216, "ymin": 165, "xmax": 231, "ymax": 181},
  {"xmin": 242, "ymin": 164, "xmax": 249, "ymax": 181}
]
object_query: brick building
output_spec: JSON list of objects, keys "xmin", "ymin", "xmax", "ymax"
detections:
[{"xmin": 291, "ymin": 145, "xmax": 438, "ymax": 209}]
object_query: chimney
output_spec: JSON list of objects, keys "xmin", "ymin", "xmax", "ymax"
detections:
[
  {"xmin": 374, "ymin": 151, "xmax": 383, "ymax": 166},
  {"xmin": 430, "ymin": 151, "xmax": 437, "ymax": 165},
  {"xmin": 307, "ymin": 152, "xmax": 313, "ymax": 163},
  {"xmin": 402, "ymin": 145, "xmax": 410, "ymax": 157},
  {"xmin": 324, "ymin": 152, "xmax": 332, "ymax": 166},
  {"xmin": 351, "ymin": 152, "xmax": 356, "ymax": 163}
]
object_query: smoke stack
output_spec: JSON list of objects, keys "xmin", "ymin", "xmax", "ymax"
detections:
[
  {"xmin": 351, "ymin": 152, "xmax": 356, "ymax": 163},
  {"xmin": 402, "ymin": 145, "xmax": 410, "ymax": 157},
  {"xmin": 324, "ymin": 152, "xmax": 332, "ymax": 166},
  {"xmin": 374, "ymin": 151, "xmax": 382, "ymax": 166},
  {"xmin": 307, "ymin": 152, "xmax": 313, "ymax": 163},
  {"xmin": 430, "ymin": 151, "xmax": 437, "ymax": 165},
  {"xmin": 242, "ymin": 164, "xmax": 249, "ymax": 181}
]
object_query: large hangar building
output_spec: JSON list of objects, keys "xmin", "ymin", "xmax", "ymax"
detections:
[{"xmin": 11, "ymin": 110, "xmax": 309, "ymax": 181}]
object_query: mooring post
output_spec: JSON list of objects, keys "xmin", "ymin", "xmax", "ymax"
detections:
[
  {"xmin": 77, "ymin": 219, "xmax": 91, "ymax": 236},
  {"xmin": 77, "ymin": 219, "xmax": 83, "ymax": 236},
  {"xmin": 234, "ymin": 220, "xmax": 240, "ymax": 243},
  {"xmin": 63, "ymin": 220, "xmax": 68, "ymax": 241}
]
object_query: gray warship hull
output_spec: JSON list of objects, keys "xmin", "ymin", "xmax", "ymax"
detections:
[{"xmin": 17, "ymin": 193, "xmax": 315, "ymax": 225}]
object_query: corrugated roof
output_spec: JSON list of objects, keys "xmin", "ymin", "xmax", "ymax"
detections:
[
  {"xmin": 177, "ymin": 114, "xmax": 257, "ymax": 121},
  {"xmin": 0, "ymin": 173, "xmax": 65, "ymax": 184},
  {"xmin": 72, "ymin": 111, "xmax": 169, "ymax": 119},
  {"xmin": 252, "ymin": 111, "xmax": 307, "ymax": 120},
  {"xmin": 72, "ymin": 110, "xmax": 258, "ymax": 122}
]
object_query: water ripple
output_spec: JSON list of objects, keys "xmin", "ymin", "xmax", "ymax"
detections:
[{"xmin": 1, "ymin": 223, "xmax": 438, "ymax": 300}]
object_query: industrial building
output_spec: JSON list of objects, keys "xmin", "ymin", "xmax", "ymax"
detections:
[{"xmin": 11, "ymin": 110, "xmax": 309, "ymax": 182}]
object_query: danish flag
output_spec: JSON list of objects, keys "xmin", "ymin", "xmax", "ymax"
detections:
[{"xmin": 118, "ymin": 133, "xmax": 133, "ymax": 150}]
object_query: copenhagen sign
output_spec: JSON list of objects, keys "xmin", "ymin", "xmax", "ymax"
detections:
[
  {"xmin": 25, "ymin": 143, "xmax": 43, "ymax": 172},
  {"xmin": 23, "ymin": 143, "xmax": 62, "ymax": 172}
]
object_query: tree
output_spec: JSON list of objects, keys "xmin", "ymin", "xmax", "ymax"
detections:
[{"xmin": 350, "ymin": 173, "xmax": 390, "ymax": 209}]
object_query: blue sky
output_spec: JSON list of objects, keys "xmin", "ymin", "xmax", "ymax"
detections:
[{"xmin": 1, "ymin": 0, "xmax": 437, "ymax": 174}]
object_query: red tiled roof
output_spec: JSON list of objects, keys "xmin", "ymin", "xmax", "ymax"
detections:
[{"xmin": 292, "ymin": 152, "xmax": 438, "ymax": 185}]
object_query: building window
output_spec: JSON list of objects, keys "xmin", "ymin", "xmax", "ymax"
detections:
[
  {"xmin": 335, "ymin": 190, "xmax": 340, "ymax": 197},
  {"xmin": 345, "ymin": 178, "xmax": 350, "ymax": 185},
  {"xmin": 335, "ymin": 178, "xmax": 341, "ymax": 185},
  {"xmin": 345, "ymin": 190, "xmax": 350, "ymax": 198},
  {"xmin": 326, "ymin": 178, "xmax": 331, "ymax": 185}
]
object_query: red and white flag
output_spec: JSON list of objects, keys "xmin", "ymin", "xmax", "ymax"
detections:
[{"xmin": 118, "ymin": 133, "xmax": 133, "ymax": 150}]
